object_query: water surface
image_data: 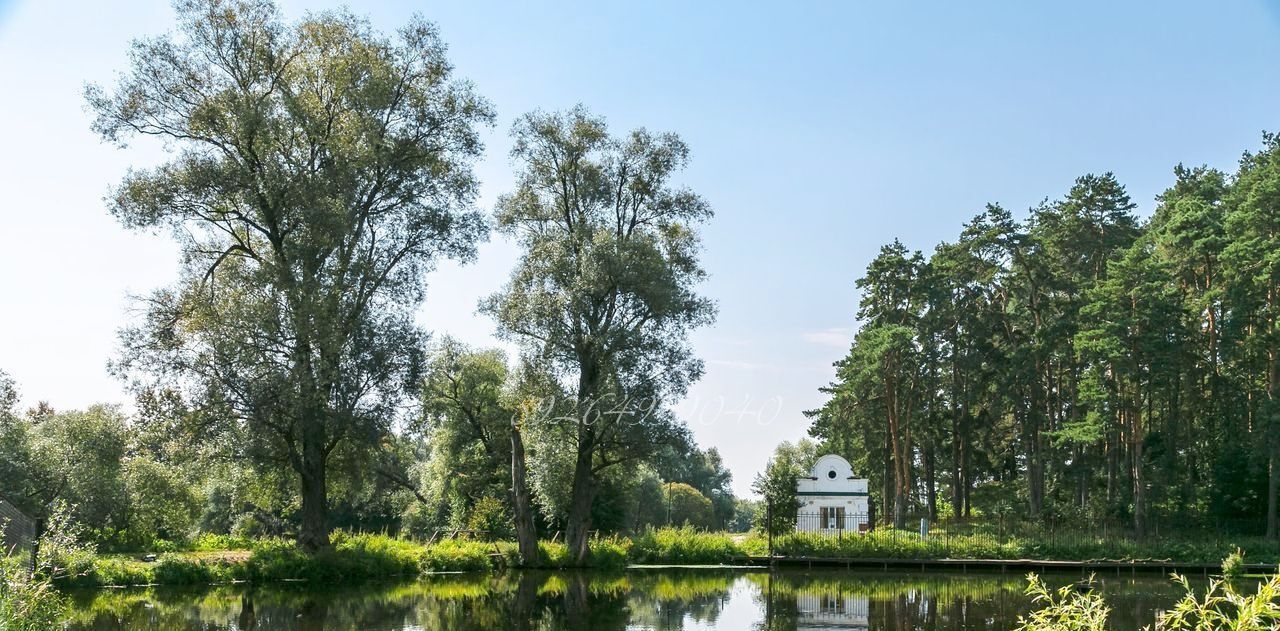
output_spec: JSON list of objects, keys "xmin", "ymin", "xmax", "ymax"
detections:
[{"xmin": 63, "ymin": 567, "xmax": 1205, "ymax": 630}]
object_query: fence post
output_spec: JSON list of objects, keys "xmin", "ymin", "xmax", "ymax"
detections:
[{"xmin": 31, "ymin": 518, "xmax": 42, "ymax": 574}]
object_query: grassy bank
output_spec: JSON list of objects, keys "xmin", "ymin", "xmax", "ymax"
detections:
[
  {"xmin": 55, "ymin": 532, "xmax": 632, "ymax": 589},
  {"xmin": 769, "ymin": 529, "xmax": 1280, "ymax": 564},
  {"xmin": 45, "ymin": 526, "xmax": 1280, "ymax": 589}
]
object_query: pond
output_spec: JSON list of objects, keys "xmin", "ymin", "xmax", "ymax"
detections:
[{"xmin": 63, "ymin": 567, "xmax": 1204, "ymax": 630}]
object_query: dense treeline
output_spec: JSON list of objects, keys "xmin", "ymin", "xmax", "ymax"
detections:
[
  {"xmin": 807, "ymin": 133, "xmax": 1280, "ymax": 538},
  {"xmin": 0, "ymin": 359, "xmax": 739, "ymax": 553}
]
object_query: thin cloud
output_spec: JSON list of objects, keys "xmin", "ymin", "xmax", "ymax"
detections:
[{"xmin": 802, "ymin": 327, "xmax": 854, "ymax": 349}]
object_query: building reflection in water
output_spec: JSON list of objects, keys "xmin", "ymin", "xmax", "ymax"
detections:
[{"xmin": 795, "ymin": 591, "xmax": 870, "ymax": 630}]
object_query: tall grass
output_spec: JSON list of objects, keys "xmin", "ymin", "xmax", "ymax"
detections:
[
  {"xmin": 57, "ymin": 532, "xmax": 637, "ymax": 588},
  {"xmin": 1, "ymin": 557, "xmax": 66, "ymax": 630},
  {"xmin": 628, "ymin": 527, "xmax": 743, "ymax": 564}
]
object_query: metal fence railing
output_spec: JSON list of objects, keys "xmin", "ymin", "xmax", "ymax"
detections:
[
  {"xmin": 0, "ymin": 495, "xmax": 39, "ymax": 572},
  {"xmin": 795, "ymin": 511, "xmax": 873, "ymax": 536},
  {"xmin": 783, "ymin": 509, "xmax": 1269, "ymax": 558}
]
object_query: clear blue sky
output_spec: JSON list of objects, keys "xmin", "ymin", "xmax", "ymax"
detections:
[{"xmin": 1, "ymin": 1, "xmax": 1278, "ymax": 496}]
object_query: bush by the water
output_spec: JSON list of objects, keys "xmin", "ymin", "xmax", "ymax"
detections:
[
  {"xmin": 628, "ymin": 527, "xmax": 744, "ymax": 564},
  {"xmin": 1, "ymin": 557, "xmax": 66, "ymax": 631},
  {"xmin": 1222, "ymin": 548, "xmax": 1246, "ymax": 579}
]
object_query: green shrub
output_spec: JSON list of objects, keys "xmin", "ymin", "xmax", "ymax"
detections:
[
  {"xmin": 466, "ymin": 496, "xmax": 514, "ymax": 541},
  {"xmin": 587, "ymin": 537, "xmax": 630, "ymax": 569},
  {"xmin": 1222, "ymin": 548, "xmax": 1246, "ymax": 579},
  {"xmin": 1016, "ymin": 574, "xmax": 1109, "ymax": 631},
  {"xmin": 151, "ymin": 554, "xmax": 213, "ymax": 585},
  {"xmin": 328, "ymin": 532, "xmax": 423, "ymax": 579},
  {"xmin": 628, "ymin": 527, "xmax": 742, "ymax": 564},
  {"xmin": 1018, "ymin": 571, "xmax": 1280, "ymax": 630},
  {"xmin": 536, "ymin": 541, "xmax": 571, "ymax": 567},
  {"xmin": 241, "ymin": 540, "xmax": 311, "ymax": 581},
  {"xmin": 85, "ymin": 557, "xmax": 154, "ymax": 587},
  {"xmin": 419, "ymin": 539, "xmax": 494, "ymax": 573},
  {"xmin": 189, "ymin": 532, "xmax": 253, "ymax": 552}
]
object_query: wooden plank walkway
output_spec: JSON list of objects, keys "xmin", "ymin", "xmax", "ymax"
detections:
[{"xmin": 729, "ymin": 556, "xmax": 1275, "ymax": 576}]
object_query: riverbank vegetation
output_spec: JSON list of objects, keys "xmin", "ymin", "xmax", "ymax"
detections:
[
  {"xmin": 15, "ymin": 525, "xmax": 1277, "ymax": 590},
  {"xmin": 1018, "ymin": 571, "xmax": 1280, "ymax": 630}
]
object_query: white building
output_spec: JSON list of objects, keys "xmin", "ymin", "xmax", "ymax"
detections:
[{"xmin": 796, "ymin": 454, "xmax": 870, "ymax": 533}]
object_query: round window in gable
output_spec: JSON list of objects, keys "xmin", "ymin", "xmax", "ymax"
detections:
[{"xmin": 827, "ymin": 470, "xmax": 837, "ymax": 479}]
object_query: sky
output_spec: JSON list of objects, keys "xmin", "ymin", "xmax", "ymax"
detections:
[{"xmin": 1, "ymin": 1, "xmax": 1279, "ymax": 497}]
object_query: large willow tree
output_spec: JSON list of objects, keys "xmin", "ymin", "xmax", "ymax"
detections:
[
  {"xmin": 88, "ymin": 0, "xmax": 493, "ymax": 550},
  {"xmin": 485, "ymin": 107, "xmax": 715, "ymax": 563}
]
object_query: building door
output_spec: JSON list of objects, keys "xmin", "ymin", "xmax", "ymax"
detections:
[{"xmin": 820, "ymin": 506, "xmax": 848, "ymax": 529}]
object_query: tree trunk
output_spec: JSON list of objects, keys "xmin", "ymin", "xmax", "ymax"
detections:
[
  {"xmin": 1269, "ymin": 340, "xmax": 1279, "ymax": 541},
  {"xmin": 925, "ymin": 444, "xmax": 937, "ymax": 522},
  {"xmin": 298, "ymin": 426, "xmax": 329, "ymax": 552},
  {"xmin": 951, "ymin": 415, "xmax": 963, "ymax": 519},
  {"xmin": 565, "ymin": 355, "xmax": 600, "ymax": 565},
  {"xmin": 1132, "ymin": 406, "xmax": 1146, "ymax": 538},
  {"xmin": 564, "ymin": 444, "xmax": 596, "ymax": 565},
  {"xmin": 882, "ymin": 442, "xmax": 893, "ymax": 527},
  {"xmin": 510, "ymin": 424, "xmax": 540, "ymax": 565},
  {"xmin": 1269, "ymin": 443, "xmax": 1278, "ymax": 540},
  {"xmin": 893, "ymin": 484, "xmax": 907, "ymax": 530}
]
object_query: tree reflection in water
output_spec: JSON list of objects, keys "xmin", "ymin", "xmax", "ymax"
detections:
[{"xmin": 62, "ymin": 568, "xmax": 1197, "ymax": 630}]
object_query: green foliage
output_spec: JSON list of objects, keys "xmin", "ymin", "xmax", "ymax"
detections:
[
  {"xmin": 1019, "ymin": 571, "xmax": 1280, "ymax": 630},
  {"xmin": 36, "ymin": 502, "xmax": 98, "ymax": 583},
  {"xmin": 627, "ymin": 527, "xmax": 742, "ymax": 564},
  {"xmin": 661, "ymin": 483, "xmax": 714, "ymax": 529},
  {"xmin": 585, "ymin": 537, "xmax": 630, "ymax": 570},
  {"xmin": 1159, "ymin": 573, "xmax": 1280, "ymax": 629},
  {"xmin": 0, "ymin": 557, "xmax": 66, "ymax": 631},
  {"xmin": 1016, "ymin": 574, "xmax": 1109, "ymax": 631},
  {"xmin": 1223, "ymin": 548, "xmax": 1246, "ymax": 579},
  {"xmin": 122, "ymin": 457, "xmax": 202, "ymax": 547},
  {"xmin": 151, "ymin": 554, "xmax": 215, "ymax": 585},
  {"xmin": 751, "ymin": 439, "xmax": 819, "ymax": 535},
  {"xmin": 76, "ymin": 557, "xmax": 154, "ymax": 588},
  {"xmin": 418, "ymin": 539, "xmax": 495, "ymax": 573},
  {"xmin": 466, "ymin": 496, "xmax": 513, "ymax": 542},
  {"xmin": 188, "ymin": 533, "xmax": 254, "ymax": 552},
  {"xmin": 774, "ymin": 529, "xmax": 1013, "ymax": 559}
]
